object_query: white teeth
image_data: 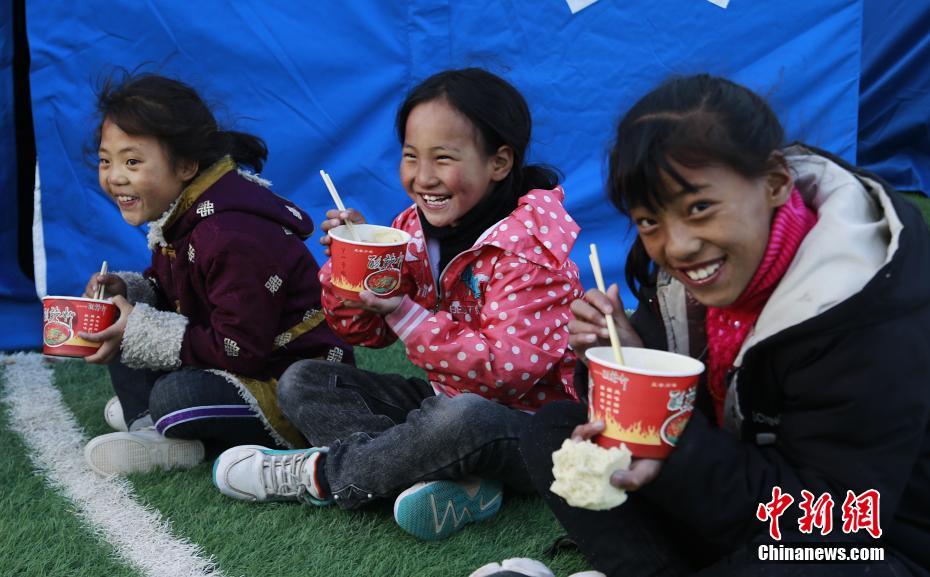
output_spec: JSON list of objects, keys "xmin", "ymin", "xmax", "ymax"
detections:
[
  {"xmin": 685, "ymin": 261, "xmax": 721, "ymax": 281},
  {"xmin": 117, "ymin": 195, "xmax": 137, "ymax": 203},
  {"xmin": 421, "ymin": 194, "xmax": 449, "ymax": 206}
]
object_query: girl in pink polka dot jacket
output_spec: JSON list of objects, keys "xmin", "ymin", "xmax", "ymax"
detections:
[{"xmin": 212, "ymin": 68, "xmax": 584, "ymax": 541}]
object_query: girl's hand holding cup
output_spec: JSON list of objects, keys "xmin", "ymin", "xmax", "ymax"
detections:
[
  {"xmin": 82, "ymin": 273, "xmax": 127, "ymax": 300},
  {"xmin": 320, "ymin": 208, "xmax": 366, "ymax": 256},
  {"xmin": 569, "ymin": 419, "xmax": 663, "ymax": 491},
  {"xmin": 568, "ymin": 284, "xmax": 643, "ymax": 363},
  {"xmin": 80, "ymin": 296, "xmax": 133, "ymax": 364}
]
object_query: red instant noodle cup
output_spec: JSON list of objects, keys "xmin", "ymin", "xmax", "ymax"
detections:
[
  {"xmin": 328, "ymin": 224, "xmax": 411, "ymax": 300},
  {"xmin": 42, "ymin": 296, "xmax": 119, "ymax": 358},
  {"xmin": 585, "ymin": 346, "xmax": 704, "ymax": 459}
]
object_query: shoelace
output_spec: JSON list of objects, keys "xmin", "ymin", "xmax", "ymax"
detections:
[{"xmin": 262, "ymin": 452, "xmax": 312, "ymax": 501}]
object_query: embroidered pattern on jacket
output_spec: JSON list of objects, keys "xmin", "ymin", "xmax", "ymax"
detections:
[
  {"xmin": 265, "ymin": 275, "xmax": 283, "ymax": 293},
  {"xmin": 224, "ymin": 338, "xmax": 240, "ymax": 357},
  {"xmin": 196, "ymin": 200, "xmax": 215, "ymax": 217}
]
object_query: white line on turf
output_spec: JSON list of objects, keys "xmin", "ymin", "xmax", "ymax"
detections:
[{"xmin": 0, "ymin": 353, "xmax": 224, "ymax": 577}]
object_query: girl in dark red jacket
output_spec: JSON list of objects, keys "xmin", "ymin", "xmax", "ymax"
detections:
[{"xmin": 80, "ymin": 74, "xmax": 352, "ymax": 476}]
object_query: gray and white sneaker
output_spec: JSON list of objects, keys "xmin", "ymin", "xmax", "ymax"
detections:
[
  {"xmin": 104, "ymin": 396, "xmax": 128, "ymax": 432},
  {"xmin": 84, "ymin": 428, "xmax": 204, "ymax": 476},
  {"xmin": 212, "ymin": 445, "xmax": 331, "ymax": 505}
]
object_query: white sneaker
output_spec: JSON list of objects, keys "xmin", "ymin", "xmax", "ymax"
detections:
[
  {"xmin": 469, "ymin": 558, "xmax": 555, "ymax": 577},
  {"xmin": 84, "ymin": 428, "xmax": 204, "ymax": 475},
  {"xmin": 469, "ymin": 558, "xmax": 603, "ymax": 577},
  {"xmin": 212, "ymin": 445, "xmax": 331, "ymax": 505},
  {"xmin": 104, "ymin": 396, "xmax": 128, "ymax": 432}
]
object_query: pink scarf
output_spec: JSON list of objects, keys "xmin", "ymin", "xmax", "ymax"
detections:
[{"xmin": 705, "ymin": 188, "xmax": 817, "ymax": 426}]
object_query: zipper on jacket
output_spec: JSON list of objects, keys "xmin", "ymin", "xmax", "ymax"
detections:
[
  {"xmin": 417, "ymin": 209, "xmax": 503, "ymax": 313},
  {"xmin": 415, "ymin": 205, "xmax": 537, "ymax": 313},
  {"xmin": 432, "ymin": 248, "xmax": 481, "ymax": 312}
]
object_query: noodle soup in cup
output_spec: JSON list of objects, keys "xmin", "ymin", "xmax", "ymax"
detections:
[
  {"xmin": 328, "ymin": 224, "xmax": 411, "ymax": 300},
  {"xmin": 585, "ymin": 346, "xmax": 704, "ymax": 459},
  {"xmin": 42, "ymin": 296, "xmax": 119, "ymax": 358}
]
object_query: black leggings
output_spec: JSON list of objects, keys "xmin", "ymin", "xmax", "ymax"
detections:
[{"xmin": 108, "ymin": 361, "xmax": 279, "ymax": 453}]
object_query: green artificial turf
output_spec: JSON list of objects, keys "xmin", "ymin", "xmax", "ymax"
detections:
[
  {"xmin": 47, "ymin": 342, "xmax": 589, "ymax": 577},
  {"xmin": 0, "ymin": 365, "xmax": 141, "ymax": 577},
  {"xmin": 904, "ymin": 192, "xmax": 930, "ymax": 227}
]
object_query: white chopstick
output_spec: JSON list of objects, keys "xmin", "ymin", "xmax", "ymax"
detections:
[
  {"xmin": 319, "ymin": 170, "xmax": 359, "ymax": 241},
  {"xmin": 589, "ymin": 244, "xmax": 624, "ymax": 365}
]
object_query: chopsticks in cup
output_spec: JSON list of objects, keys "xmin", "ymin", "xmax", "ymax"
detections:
[
  {"xmin": 319, "ymin": 170, "xmax": 360, "ymax": 242},
  {"xmin": 588, "ymin": 244, "xmax": 625, "ymax": 365},
  {"xmin": 94, "ymin": 261, "xmax": 108, "ymax": 300}
]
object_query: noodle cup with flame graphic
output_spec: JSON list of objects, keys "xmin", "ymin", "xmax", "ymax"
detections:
[
  {"xmin": 42, "ymin": 296, "xmax": 119, "ymax": 358},
  {"xmin": 328, "ymin": 224, "xmax": 411, "ymax": 300},
  {"xmin": 585, "ymin": 347, "xmax": 704, "ymax": 459}
]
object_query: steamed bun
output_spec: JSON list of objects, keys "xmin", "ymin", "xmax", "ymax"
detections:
[{"xmin": 550, "ymin": 439, "xmax": 632, "ymax": 511}]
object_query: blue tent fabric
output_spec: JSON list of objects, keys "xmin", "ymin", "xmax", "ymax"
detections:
[
  {"xmin": 5, "ymin": 0, "xmax": 864, "ymax": 350},
  {"xmin": 0, "ymin": 0, "xmax": 42, "ymax": 350},
  {"xmin": 858, "ymin": 0, "xmax": 930, "ymax": 195}
]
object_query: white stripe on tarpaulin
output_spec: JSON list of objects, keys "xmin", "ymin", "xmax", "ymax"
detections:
[
  {"xmin": 32, "ymin": 161, "xmax": 48, "ymax": 298},
  {"xmin": 565, "ymin": 0, "xmax": 598, "ymax": 15},
  {"xmin": 0, "ymin": 353, "xmax": 224, "ymax": 577},
  {"xmin": 706, "ymin": 0, "xmax": 730, "ymax": 8}
]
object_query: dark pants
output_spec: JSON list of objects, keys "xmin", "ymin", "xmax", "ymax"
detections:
[
  {"xmin": 277, "ymin": 359, "xmax": 533, "ymax": 509},
  {"xmin": 519, "ymin": 401, "xmax": 919, "ymax": 577},
  {"xmin": 108, "ymin": 361, "xmax": 278, "ymax": 451}
]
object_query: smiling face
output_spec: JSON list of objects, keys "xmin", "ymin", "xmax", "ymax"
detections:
[
  {"xmin": 98, "ymin": 118, "xmax": 197, "ymax": 226},
  {"xmin": 629, "ymin": 161, "xmax": 791, "ymax": 308},
  {"xmin": 399, "ymin": 98, "xmax": 513, "ymax": 228}
]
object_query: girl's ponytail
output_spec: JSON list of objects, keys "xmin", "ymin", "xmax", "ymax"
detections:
[
  {"xmin": 519, "ymin": 164, "xmax": 561, "ymax": 195},
  {"xmin": 215, "ymin": 130, "xmax": 267, "ymax": 174}
]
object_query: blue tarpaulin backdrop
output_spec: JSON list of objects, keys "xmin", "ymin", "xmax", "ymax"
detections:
[
  {"xmin": 858, "ymin": 0, "xmax": 930, "ymax": 194},
  {"xmin": 1, "ymin": 0, "xmax": 42, "ymax": 348},
  {"xmin": 0, "ymin": 0, "xmax": 876, "ymax": 349}
]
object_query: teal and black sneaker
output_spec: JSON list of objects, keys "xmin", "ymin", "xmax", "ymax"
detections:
[{"xmin": 393, "ymin": 477, "xmax": 503, "ymax": 541}]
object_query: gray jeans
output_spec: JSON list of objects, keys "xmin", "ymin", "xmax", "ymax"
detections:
[{"xmin": 277, "ymin": 359, "xmax": 533, "ymax": 509}]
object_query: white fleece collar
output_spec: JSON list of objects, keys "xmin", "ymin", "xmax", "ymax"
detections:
[
  {"xmin": 145, "ymin": 197, "xmax": 181, "ymax": 250},
  {"xmin": 733, "ymin": 152, "xmax": 900, "ymax": 363}
]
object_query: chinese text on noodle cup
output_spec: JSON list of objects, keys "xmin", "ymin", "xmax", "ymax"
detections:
[
  {"xmin": 585, "ymin": 346, "xmax": 704, "ymax": 459},
  {"xmin": 328, "ymin": 224, "xmax": 410, "ymax": 300},
  {"xmin": 42, "ymin": 296, "xmax": 119, "ymax": 358}
]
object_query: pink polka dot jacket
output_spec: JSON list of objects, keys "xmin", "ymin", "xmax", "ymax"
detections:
[{"xmin": 320, "ymin": 186, "xmax": 583, "ymax": 412}]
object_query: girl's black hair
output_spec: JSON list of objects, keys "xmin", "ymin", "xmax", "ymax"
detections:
[
  {"xmin": 395, "ymin": 68, "xmax": 559, "ymax": 199},
  {"xmin": 96, "ymin": 72, "xmax": 267, "ymax": 176},
  {"xmin": 607, "ymin": 74, "xmax": 785, "ymax": 299}
]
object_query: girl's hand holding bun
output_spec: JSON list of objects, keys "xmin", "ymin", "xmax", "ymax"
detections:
[{"xmin": 570, "ymin": 419, "xmax": 663, "ymax": 492}]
